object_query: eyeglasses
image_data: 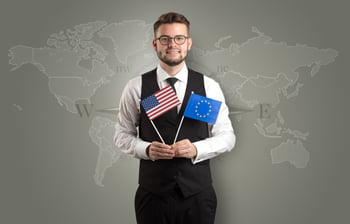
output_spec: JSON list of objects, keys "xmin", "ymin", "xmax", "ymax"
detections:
[{"xmin": 155, "ymin": 35, "xmax": 189, "ymax": 45}]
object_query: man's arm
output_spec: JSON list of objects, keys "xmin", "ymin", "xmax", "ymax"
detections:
[
  {"xmin": 191, "ymin": 77, "xmax": 236, "ymax": 164},
  {"xmin": 114, "ymin": 78, "xmax": 150, "ymax": 160}
]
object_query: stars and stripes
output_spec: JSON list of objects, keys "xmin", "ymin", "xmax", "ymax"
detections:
[{"xmin": 141, "ymin": 85, "xmax": 181, "ymax": 120}]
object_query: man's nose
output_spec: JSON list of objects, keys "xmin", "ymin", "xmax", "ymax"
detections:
[{"xmin": 167, "ymin": 38, "xmax": 177, "ymax": 46}]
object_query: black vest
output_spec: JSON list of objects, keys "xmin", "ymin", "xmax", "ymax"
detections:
[{"xmin": 138, "ymin": 68, "xmax": 212, "ymax": 197}]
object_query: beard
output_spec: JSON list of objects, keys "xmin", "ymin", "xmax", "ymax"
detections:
[
  {"xmin": 160, "ymin": 56, "xmax": 185, "ymax": 66},
  {"xmin": 157, "ymin": 48, "xmax": 187, "ymax": 67}
]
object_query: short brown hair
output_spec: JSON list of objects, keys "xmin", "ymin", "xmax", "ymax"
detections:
[{"xmin": 153, "ymin": 12, "xmax": 190, "ymax": 35}]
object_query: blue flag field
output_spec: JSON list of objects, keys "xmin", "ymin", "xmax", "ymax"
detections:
[{"xmin": 183, "ymin": 93, "xmax": 222, "ymax": 124}]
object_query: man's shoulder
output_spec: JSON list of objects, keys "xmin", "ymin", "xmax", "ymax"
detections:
[
  {"xmin": 126, "ymin": 68, "xmax": 157, "ymax": 85},
  {"xmin": 141, "ymin": 68, "xmax": 157, "ymax": 77},
  {"xmin": 188, "ymin": 68, "xmax": 218, "ymax": 84},
  {"xmin": 188, "ymin": 68, "xmax": 203, "ymax": 76}
]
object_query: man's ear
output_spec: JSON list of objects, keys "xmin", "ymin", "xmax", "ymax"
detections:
[
  {"xmin": 152, "ymin": 39, "xmax": 157, "ymax": 50},
  {"xmin": 187, "ymin": 37, "xmax": 193, "ymax": 51}
]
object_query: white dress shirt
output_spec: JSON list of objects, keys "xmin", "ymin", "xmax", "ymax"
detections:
[{"xmin": 114, "ymin": 64, "xmax": 235, "ymax": 164}]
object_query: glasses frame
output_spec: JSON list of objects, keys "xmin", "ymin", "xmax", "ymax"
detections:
[{"xmin": 155, "ymin": 35, "xmax": 189, "ymax": 45}]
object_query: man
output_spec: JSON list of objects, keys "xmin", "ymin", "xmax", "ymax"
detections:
[{"xmin": 115, "ymin": 12, "xmax": 235, "ymax": 224}]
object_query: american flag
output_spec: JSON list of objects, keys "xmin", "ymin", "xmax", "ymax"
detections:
[{"xmin": 141, "ymin": 85, "xmax": 181, "ymax": 120}]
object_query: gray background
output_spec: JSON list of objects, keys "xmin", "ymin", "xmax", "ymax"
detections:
[{"xmin": 1, "ymin": 0, "xmax": 349, "ymax": 223}]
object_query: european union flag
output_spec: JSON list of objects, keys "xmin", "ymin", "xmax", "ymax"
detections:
[{"xmin": 184, "ymin": 93, "xmax": 222, "ymax": 124}]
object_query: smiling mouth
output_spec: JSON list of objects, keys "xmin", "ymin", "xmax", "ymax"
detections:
[{"xmin": 166, "ymin": 49, "xmax": 181, "ymax": 54}]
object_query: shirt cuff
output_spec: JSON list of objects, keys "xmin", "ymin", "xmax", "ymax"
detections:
[
  {"xmin": 192, "ymin": 140, "xmax": 211, "ymax": 164},
  {"xmin": 134, "ymin": 140, "xmax": 151, "ymax": 160}
]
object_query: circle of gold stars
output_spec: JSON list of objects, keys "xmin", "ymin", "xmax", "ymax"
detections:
[{"xmin": 195, "ymin": 100, "xmax": 212, "ymax": 118}]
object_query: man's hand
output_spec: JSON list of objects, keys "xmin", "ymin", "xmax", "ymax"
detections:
[
  {"xmin": 172, "ymin": 139, "xmax": 197, "ymax": 159},
  {"xmin": 147, "ymin": 141, "xmax": 175, "ymax": 161}
]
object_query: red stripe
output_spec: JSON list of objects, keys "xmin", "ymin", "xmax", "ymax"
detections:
[
  {"xmin": 158, "ymin": 92, "xmax": 176, "ymax": 104},
  {"xmin": 154, "ymin": 85, "xmax": 172, "ymax": 97},
  {"xmin": 147, "ymin": 97, "xmax": 180, "ymax": 119},
  {"xmin": 145, "ymin": 85, "xmax": 180, "ymax": 120},
  {"xmin": 148, "ymin": 93, "xmax": 178, "ymax": 112},
  {"xmin": 148, "ymin": 101, "xmax": 180, "ymax": 120},
  {"xmin": 157, "ymin": 89, "xmax": 173, "ymax": 101},
  {"xmin": 147, "ymin": 98, "xmax": 180, "ymax": 120}
]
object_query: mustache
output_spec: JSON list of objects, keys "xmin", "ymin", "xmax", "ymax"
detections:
[{"xmin": 166, "ymin": 48, "xmax": 181, "ymax": 52}]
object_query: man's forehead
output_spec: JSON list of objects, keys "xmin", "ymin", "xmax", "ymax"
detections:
[{"xmin": 156, "ymin": 23, "xmax": 188, "ymax": 34}]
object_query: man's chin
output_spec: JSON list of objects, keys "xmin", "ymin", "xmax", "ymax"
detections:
[{"xmin": 161, "ymin": 58, "xmax": 185, "ymax": 67}]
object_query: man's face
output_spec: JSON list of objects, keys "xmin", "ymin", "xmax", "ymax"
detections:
[{"xmin": 153, "ymin": 23, "xmax": 192, "ymax": 67}]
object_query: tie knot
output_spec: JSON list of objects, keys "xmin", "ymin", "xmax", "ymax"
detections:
[
  {"xmin": 166, "ymin": 77, "xmax": 178, "ymax": 86},
  {"xmin": 166, "ymin": 78, "xmax": 178, "ymax": 92}
]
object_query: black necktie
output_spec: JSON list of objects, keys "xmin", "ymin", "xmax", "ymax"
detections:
[
  {"xmin": 166, "ymin": 77, "xmax": 178, "ymax": 93},
  {"xmin": 166, "ymin": 77, "xmax": 178, "ymax": 119}
]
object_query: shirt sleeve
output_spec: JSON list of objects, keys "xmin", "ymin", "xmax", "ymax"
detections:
[
  {"xmin": 114, "ymin": 77, "xmax": 151, "ymax": 160},
  {"xmin": 192, "ymin": 76, "xmax": 236, "ymax": 164}
]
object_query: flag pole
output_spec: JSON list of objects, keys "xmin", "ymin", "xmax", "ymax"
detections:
[
  {"xmin": 173, "ymin": 115, "xmax": 185, "ymax": 144},
  {"xmin": 150, "ymin": 120, "xmax": 165, "ymax": 144},
  {"xmin": 173, "ymin": 91, "xmax": 193, "ymax": 144}
]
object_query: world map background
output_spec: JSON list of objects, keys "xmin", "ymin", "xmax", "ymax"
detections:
[{"xmin": 1, "ymin": 0, "xmax": 349, "ymax": 224}]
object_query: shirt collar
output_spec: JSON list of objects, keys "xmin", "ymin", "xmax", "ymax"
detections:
[{"xmin": 156, "ymin": 64, "xmax": 188, "ymax": 84}]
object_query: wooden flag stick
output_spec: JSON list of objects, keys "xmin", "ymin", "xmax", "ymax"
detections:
[
  {"xmin": 173, "ymin": 116, "xmax": 185, "ymax": 144},
  {"xmin": 150, "ymin": 120, "xmax": 165, "ymax": 144}
]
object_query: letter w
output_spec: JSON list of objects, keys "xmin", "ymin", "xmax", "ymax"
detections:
[{"xmin": 75, "ymin": 100, "xmax": 94, "ymax": 118}]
